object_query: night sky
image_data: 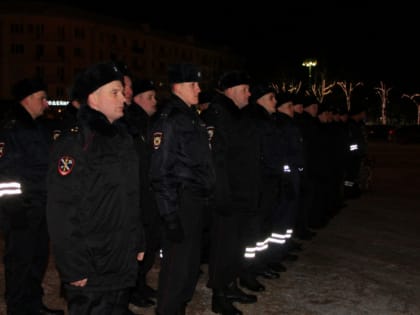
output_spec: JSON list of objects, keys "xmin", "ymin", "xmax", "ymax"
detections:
[{"xmin": 9, "ymin": 1, "xmax": 420, "ymax": 93}]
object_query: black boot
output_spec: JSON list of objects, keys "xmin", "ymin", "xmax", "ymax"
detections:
[
  {"xmin": 224, "ymin": 280, "xmax": 257, "ymax": 304},
  {"xmin": 212, "ymin": 289, "xmax": 243, "ymax": 315},
  {"xmin": 239, "ymin": 275, "xmax": 265, "ymax": 292}
]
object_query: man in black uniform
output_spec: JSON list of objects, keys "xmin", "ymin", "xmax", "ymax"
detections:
[
  {"xmin": 125, "ymin": 78, "xmax": 161, "ymax": 308},
  {"xmin": 46, "ymin": 62, "xmax": 145, "ymax": 315},
  {"xmin": 201, "ymin": 71, "xmax": 261, "ymax": 315},
  {"xmin": 150, "ymin": 63, "xmax": 215, "ymax": 315},
  {"xmin": 0, "ymin": 78, "xmax": 64, "ymax": 315}
]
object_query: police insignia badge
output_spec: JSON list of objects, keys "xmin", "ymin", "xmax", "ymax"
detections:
[
  {"xmin": 0, "ymin": 142, "xmax": 4, "ymax": 158},
  {"xmin": 58, "ymin": 156, "xmax": 75, "ymax": 176},
  {"xmin": 153, "ymin": 132, "xmax": 163, "ymax": 150}
]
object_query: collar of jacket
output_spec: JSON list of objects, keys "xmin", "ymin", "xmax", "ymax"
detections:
[{"xmin": 78, "ymin": 105, "xmax": 126, "ymax": 137}]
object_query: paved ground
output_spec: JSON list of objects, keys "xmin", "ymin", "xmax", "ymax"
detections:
[{"xmin": 1, "ymin": 141, "xmax": 420, "ymax": 315}]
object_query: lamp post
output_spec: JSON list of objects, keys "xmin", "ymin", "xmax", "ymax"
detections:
[{"xmin": 302, "ymin": 58, "xmax": 317, "ymax": 86}]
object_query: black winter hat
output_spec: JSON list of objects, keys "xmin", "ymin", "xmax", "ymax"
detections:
[
  {"xmin": 132, "ymin": 79, "xmax": 156, "ymax": 96},
  {"xmin": 168, "ymin": 63, "xmax": 202, "ymax": 83},
  {"xmin": 349, "ymin": 85, "xmax": 369, "ymax": 115},
  {"xmin": 250, "ymin": 82, "xmax": 276, "ymax": 102},
  {"xmin": 218, "ymin": 70, "xmax": 251, "ymax": 91},
  {"xmin": 72, "ymin": 61, "xmax": 124, "ymax": 103},
  {"xmin": 302, "ymin": 94, "xmax": 319, "ymax": 108},
  {"xmin": 12, "ymin": 77, "xmax": 47, "ymax": 101},
  {"xmin": 276, "ymin": 90, "xmax": 293, "ymax": 107}
]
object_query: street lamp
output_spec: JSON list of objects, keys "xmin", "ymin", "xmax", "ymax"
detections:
[{"xmin": 302, "ymin": 58, "xmax": 317, "ymax": 85}]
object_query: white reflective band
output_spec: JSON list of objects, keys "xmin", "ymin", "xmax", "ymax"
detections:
[
  {"xmin": 283, "ymin": 165, "xmax": 291, "ymax": 173},
  {"xmin": 244, "ymin": 252, "xmax": 256, "ymax": 258},
  {"xmin": 298, "ymin": 167, "xmax": 304, "ymax": 172},
  {"xmin": 244, "ymin": 246, "xmax": 256, "ymax": 259},
  {"xmin": 159, "ymin": 249, "xmax": 163, "ymax": 258},
  {"xmin": 255, "ymin": 241, "xmax": 269, "ymax": 251},
  {"xmin": 268, "ymin": 237, "xmax": 286, "ymax": 244},
  {"xmin": 350, "ymin": 144, "xmax": 358, "ymax": 151},
  {"xmin": 286, "ymin": 229, "xmax": 293, "ymax": 234},
  {"xmin": 0, "ymin": 182, "xmax": 22, "ymax": 197},
  {"xmin": 271, "ymin": 232, "xmax": 287, "ymax": 239},
  {"xmin": 344, "ymin": 181, "xmax": 354, "ymax": 187}
]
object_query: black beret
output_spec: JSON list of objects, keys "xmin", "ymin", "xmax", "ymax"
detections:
[
  {"xmin": 11, "ymin": 77, "xmax": 47, "ymax": 101},
  {"xmin": 72, "ymin": 62, "xmax": 124, "ymax": 103},
  {"xmin": 168, "ymin": 63, "xmax": 202, "ymax": 84},
  {"xmin": 250, "ymin": 82, "xmax": 276, "ymax": 103},
  {"xmin": 218, "ymin": 70, "xmax": 251, "ymax": 91},
  {"xmin": 132, "ymin": 79, "xmax": 156, "ymax": 96}
]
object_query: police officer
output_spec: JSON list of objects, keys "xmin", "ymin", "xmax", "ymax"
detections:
[
  {"xmin": 150, "ymin": 63, "xmax": 215, "ymax": 315},
  {"xmin": 46, "ymin": 62, "xmax": 145, "ymax": 315},
  {"xmin": 0, "ymin": 78, "xmax": 64, "ymax": 315},
  {"xmin": 201, "ymin": 70, "xmax": 261, "ymax": 315},
  {"xmin": 124, "ymin": 78, "xmax": 161, "ymax": 308},
  {"xmin": 344, "ymin": 88, "xmax": 369, "ymax": 199}
]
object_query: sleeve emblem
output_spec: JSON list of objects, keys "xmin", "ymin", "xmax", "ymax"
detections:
[
  {"xmin": 153, "ymin": 132, "xmax": 163, "ymax": 150},
  {"xmin": 58, "ymin": 156, "xmax": 75, "ymax": 176}
]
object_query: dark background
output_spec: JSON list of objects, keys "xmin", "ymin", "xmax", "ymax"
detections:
[{"xmin": 8, "ymin": 1, "xmax": 420, "ymax": 92}]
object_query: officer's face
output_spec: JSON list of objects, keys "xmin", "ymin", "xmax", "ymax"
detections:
[
  {"xmin": 22, "ymin": 90, "xmax": 49, "ymax": 119},
  {"xmin": 89, "ymin": 80, "xmax": 126, "ymax": 123}
]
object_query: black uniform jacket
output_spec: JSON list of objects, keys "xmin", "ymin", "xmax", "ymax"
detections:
[
  {"xmin": 0, "ymin": 104, "xmax": 51, "ymax": 216},
  {"xmin": 201, "ymin": 93, "xmax": 260, "ymax": 214},
  {"xmin": 46, "ymin": 106, "xmax": 145, "ymax": 290},
  {"xmin": 149, "ymin": 95, "xmax": 215, "ymax": 217},
  {"xmin": 124, "ymin": 103, "xmax": 159, "ymax": 225}
]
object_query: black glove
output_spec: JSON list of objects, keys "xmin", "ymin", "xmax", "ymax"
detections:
[{"xmin": 163, "ymin": 212, "xmax": 184, "ymax": 243}]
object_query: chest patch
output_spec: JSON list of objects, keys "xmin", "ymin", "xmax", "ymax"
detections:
[{"xmin": 58, "ymin": 156, "xmax": 75, "ymax": 176}]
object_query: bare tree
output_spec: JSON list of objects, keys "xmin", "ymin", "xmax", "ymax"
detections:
[
  {"xmin": 375, "ymin": 81, "xmax": 392, "ymax": 125},
  {"xmin": 310, "ymin": 80, "xmax": 335, "ymax": 103},
  {"xmin": 402, "ymin": 93, "xmax": 420, "ymax": 125},
  {"xmin": 336, "ymin": 81, "xmax": 363, "ymax": 110}
]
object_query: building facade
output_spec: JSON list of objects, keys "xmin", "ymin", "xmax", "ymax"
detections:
[{"xmin": 0, "ymin": 2, "xmax": 242, "ymax": 102}]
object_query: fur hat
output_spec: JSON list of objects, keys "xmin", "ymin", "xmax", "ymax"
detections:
[
  {"xmin": 168, "ymin": 63, "xmax": 202, "ymax": 83},
  {"xmin": 132, "ymin": 79, "xmax": 156, "ymax": 96},
  {"xmin": 218, "ymin": 70, "xmax": 251, "ymax": 91},
  {"xmin": 72, "ymin": 61, "xmax": 124, "ymax": 103},
  {"xmin": 349, "ymin": 85, "xmax": 369, "ymax": 115},
  {"xmin": 302, "ymin": 94, "xmax": 319, "ymax": 108},
  {"xmin": 276, "ymin": 90, "xmax": 293, "ymax": 107},
  {"xmin": 11, "ymin": 77, "xmax": 47, "ymax": 101},
  {"xmin": 250, "ymin": 82, "xmax": 276, "ymax": 103}
]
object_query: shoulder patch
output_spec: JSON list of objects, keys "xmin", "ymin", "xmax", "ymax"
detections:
[
  {"xmin": 0, "ymin": 142, "xmax": 4, "ymax": 158},
  {"xmin": 58, "ymin": 156, "xmax": 75, "ymax": 176},
  {"xmin": 153, "ymin": 132, "xmax": 163, "ymax": 150}
]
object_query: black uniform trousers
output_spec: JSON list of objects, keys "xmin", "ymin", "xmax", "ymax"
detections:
[
  {"xmin": 2, "ymin": 205, "xmax": 49, "ymax": 315},
  {"xmin": 157, "ymin": 189, "xmax": 207, "ymax": 315},
  {"xmin": 207, "ymin": 211, "xmax": 241, "ymax": 289},
  {"xmin": 269, "ymin": 171, "xmax": 301, "ymax": 260},
  {"xmin": 65, "ymin": 286, "xmax": 131, "ymax": 315},
  {"xmin": 133, "ymin": 211, "xmax": 161, "ymax": 297}
]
